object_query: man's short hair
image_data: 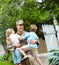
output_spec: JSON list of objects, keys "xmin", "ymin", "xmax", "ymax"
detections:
[
  {"xmin": 30, "ymin": 24, "xmax": 38, "ymax": 32},
  {"xmin": 16, "ymin": 20, "xmax": 24, "ymax": 25}
]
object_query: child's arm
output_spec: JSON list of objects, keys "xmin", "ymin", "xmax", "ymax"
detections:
[
  {"xmin": 14, "ymin": 42, "xmax": 21, "ymax": 48},
  {"xmin": 18, "ymin": 33, "xmax": 29, "ymax": 41}
]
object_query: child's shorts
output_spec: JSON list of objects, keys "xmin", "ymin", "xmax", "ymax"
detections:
[{"xmin": 12, "ymin": 49, "xmax": 22, "ymax": 64}]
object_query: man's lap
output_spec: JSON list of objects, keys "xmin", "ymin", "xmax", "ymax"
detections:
[{"xmin": 20, "ymin": 44, "xmax": 38, "ymax": 57}]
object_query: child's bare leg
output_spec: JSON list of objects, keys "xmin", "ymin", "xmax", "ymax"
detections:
[
  {"xmin": 16, "ymin": 63, "xmax": 22, "ymax": 65},
  {"xmin": 17, "ymin": 48, "xmax": 27, "ymax": 58},
  {"xmin": 19, "ymin": 63, "xmax": 22, "ymax": 65},
  {"xmin": 35, "ymin": 57, "xmax": 43, "ymax": 65}
]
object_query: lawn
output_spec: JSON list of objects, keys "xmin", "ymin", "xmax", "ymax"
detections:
[{"xmin": 0, "ymin": 61, "xmax": 14, "ymax": 65}]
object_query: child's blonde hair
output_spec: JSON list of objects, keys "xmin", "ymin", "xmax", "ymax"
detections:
[
  {"xmin": 6, "ymin": 28, "xmax": 15, "ymax": 45},
  {"xmin": 30, "ymin": 24, "xmax": 38, "ymax": 32}
]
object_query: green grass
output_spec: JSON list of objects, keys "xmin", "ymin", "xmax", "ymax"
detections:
[{"xmin": 0, "ymin": 61, "xmax": 14, "ymax": 65}]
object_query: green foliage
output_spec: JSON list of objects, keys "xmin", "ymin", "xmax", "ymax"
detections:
[
  {"xmin": 0, "ymin": 0, "xmax": 59, "ymax": 45},
  {"xmin": 49, "ymin": 50, "xmax": 59, "ymax": 65},
  {"xmin": 0, "ymin": 52, "xmax": 14, "ymax": 65},
  {"xmin": 0, "ymin": 52, "xmax": 13, "ymax": 62},
  {"xmin": 0, "ymin": 61, "xmax": 14, "ymax": 65}
]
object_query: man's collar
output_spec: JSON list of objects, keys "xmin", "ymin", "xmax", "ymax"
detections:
[
  {"xmin": 17, "ymin": 32, "xmax": 22, "ymax": 35},
  {"xmin": 17, "ymin": 31, "xmax": 24, "ymax": 35}
]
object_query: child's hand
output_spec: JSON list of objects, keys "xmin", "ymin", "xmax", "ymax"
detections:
[
  {"xmin": 18, "ymin": 37, "xmax": 23, "ymax": 41},
  {"xmin": 18, "ymin": 37, "xmax": 25, "ymax": 43}
]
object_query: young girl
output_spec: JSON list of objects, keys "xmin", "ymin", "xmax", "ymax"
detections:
[
  {"xmin": 6, "ymin": 28, "xmax": 20, "ymax": 51},
  {"xmin": 6, "ymin": 28, "xmax": 27, "ymax": 65}
]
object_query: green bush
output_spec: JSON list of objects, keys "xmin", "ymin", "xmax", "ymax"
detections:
[
  {"xmin": 0, "ymin": 61, "xmax": 14, "ymax": 65},
  {"xmin": 0, "ymin": 0, "xmax": 59, "ymax": 45},
  {"xmin": 0, "ymin": 52, "xmax": 14, "ymax": 65},
  {"xmin": 0, "ymin": 52, "xmax": 13, "ymax": 62},
  {"xmin": 49, "ymin": 50, "xmax": 59, "ymax": 65}
]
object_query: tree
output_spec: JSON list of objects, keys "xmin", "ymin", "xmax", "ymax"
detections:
[{"xmin": 0, "ymin": 0, "xmax": 59, "ymax": 45}]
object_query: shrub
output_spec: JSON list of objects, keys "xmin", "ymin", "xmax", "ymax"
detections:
[{"xmin": 49, "ymin": 50, "xmax": 59, "ymax": 65}]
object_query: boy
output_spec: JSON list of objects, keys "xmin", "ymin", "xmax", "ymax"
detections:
[{"xmin": 18, "ymin": 24, "xmax": 43, "ymax": 65}]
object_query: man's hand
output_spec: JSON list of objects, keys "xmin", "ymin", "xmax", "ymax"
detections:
[
  {"xmin": 30, "ymin": 40, "xmax": 40, "ymax": 45},
  {"xmin": 30, "ymin": 40, "xmax": 38, "ymax": 44}
]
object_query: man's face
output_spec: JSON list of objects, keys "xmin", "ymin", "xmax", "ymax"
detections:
[{"xmin": 16, "ymin": 23, "xmax": 24, "ymax": 33}]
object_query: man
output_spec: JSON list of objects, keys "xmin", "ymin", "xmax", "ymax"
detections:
[
  {"xmin": 16, "ymin": 20, "xmax": 39, "ymax": 44},
  {"xmin": 15, "ymin": 20, "xmax": 40, "ymax": 65},
  {"xmin": 14, "ymin": 20, "xmax": 28, "ymax": 65}
]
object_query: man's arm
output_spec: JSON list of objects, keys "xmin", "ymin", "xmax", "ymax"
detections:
[{"xmin": 30, "ymin": 39, "xmax": 40, "ymax": 45}]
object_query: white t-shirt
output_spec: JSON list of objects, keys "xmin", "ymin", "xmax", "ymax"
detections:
[{"xmin": 9, "ymin": 34, "xmax": 20, "ymax": 45}]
